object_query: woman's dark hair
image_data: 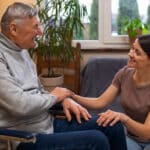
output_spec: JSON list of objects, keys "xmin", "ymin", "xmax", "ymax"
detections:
[{"xmin": 138, "ymin": 34, "xmax": 150, "ymax": 57}]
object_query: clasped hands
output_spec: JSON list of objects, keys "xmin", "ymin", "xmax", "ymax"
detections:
[
  {"xmin": 51, "ymin": 87, "xmax": 126, "ymax": 126},
  {"xmin": 50, "ymin": 87, "xmax": 91, "ymax": 124}
]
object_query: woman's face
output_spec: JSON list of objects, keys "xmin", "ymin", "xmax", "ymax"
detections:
[{"xmin": 127, "ymin": 39, "xmax": 150, "ymax": 69}]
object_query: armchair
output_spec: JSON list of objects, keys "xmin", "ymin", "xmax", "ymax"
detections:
[{"xmin": 0, "ymin": 128, "xmax": 36, "ymax": 150}]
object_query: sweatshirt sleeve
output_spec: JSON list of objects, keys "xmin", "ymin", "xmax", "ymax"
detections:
[{"xmin": 0, "ymin": 53, "xmax": 57, "ymax": 117}]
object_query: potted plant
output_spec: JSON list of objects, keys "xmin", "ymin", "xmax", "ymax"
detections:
[
  {"xmin": 35, "ymin": 0, "xmax": 87, "ymax": 90},
  {"xmin": 124, "ymin": 18, "xmax": 149, "ymax": 46}
]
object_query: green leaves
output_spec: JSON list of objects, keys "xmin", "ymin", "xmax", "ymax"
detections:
[
  {"xmin": 35, "ymin": 0, "xmax": 87, "ymax": 77},
  {"xmin": 124, "ymin": 18, "xmax": 149, "ymax": 38}
]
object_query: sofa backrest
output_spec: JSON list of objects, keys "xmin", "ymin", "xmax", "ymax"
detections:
[{"xmin": 80, "ymin": 57, "xmax": 127, "ymax": 116}]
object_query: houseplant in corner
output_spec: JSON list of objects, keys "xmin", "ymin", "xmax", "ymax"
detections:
[
  {"xmin": 124, "ymin": 18, "xmax": 149, "ymax": 46},
  {"xmin": 35, "ymin": 0, "xmax": 87, "ymax": 91}
]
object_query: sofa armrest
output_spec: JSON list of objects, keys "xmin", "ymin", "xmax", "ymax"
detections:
[
  {"xmin": 0, "ymin": 128, "xmax": 36, "ymax": 143},
  {"xmin": 49, "ymin": 103, "xmax": 64, "ymax": 117}
]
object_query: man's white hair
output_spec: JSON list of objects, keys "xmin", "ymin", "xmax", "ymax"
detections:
[{"xmin": 0, "ymin": 0, "xmax": 36, "ymax": 32}]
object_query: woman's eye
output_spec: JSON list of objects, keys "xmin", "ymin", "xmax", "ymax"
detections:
[{"xmin": 135, "ymin": 49, "xmax": 141, "ymax": 55}]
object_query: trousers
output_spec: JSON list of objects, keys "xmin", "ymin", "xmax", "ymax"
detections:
[
  {"xmin": 17, "ymin": 116, "xmax": 127, "ymax": 150},
  {"xmin": 126, "ymin": 135, "xmax": 150, "ymax": 150}
]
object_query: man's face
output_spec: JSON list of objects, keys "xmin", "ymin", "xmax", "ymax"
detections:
[{"xmin": 10, "ymin": 15, "xmax": 43, "ymax": 49}]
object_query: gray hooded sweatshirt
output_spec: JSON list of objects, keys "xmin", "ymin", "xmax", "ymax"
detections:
[{"xmin": 0, "ymin": 32, "xmax": 57, "ymax": 135}]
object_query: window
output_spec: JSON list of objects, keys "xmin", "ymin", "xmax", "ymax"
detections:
[
  {"xmin": 75, "ymin": 0, "xmax": 150, "ymax": 49},
  {"xmin": 46, "ymin": 0, "xmax": 150, "ymax": 49}
]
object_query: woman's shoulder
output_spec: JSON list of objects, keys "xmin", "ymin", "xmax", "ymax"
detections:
[
  {"xmin": 112, "ymin": 66, "xmax": 135, "ymax": 88},
  {"xmin": 118, "ymin": 65, "xmax": 135, "ymax": 76},
  {"xmin": 113, "ymin": 66, "xmax": 135, "ymax": 82}
]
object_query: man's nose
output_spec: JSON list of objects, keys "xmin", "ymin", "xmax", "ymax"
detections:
[{"xmin": 37, "ymin": 26, "xmax": 43, "ymax": 35}]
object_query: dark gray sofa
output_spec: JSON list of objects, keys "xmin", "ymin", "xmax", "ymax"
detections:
[{"xmin": 80, "ymin": 57, "xmax": 127, "ymax": 116}]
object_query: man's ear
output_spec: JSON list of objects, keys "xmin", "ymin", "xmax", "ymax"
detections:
[{"xmin": 9, "ymin": 21, "xmax": 18, "ymax": 36}]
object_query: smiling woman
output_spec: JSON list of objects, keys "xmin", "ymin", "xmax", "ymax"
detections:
[{"xmin": 72, "ymin": 34, "xmax": 150, "ymax": 150}]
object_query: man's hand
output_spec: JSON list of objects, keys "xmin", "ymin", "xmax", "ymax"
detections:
[
  {"xmin": 62, "ymin": 98, "xmax": 91, "ymax": 124},
  {"xmin": 51, "ymin": 87, "xmax": 73, "ymax": 102}
]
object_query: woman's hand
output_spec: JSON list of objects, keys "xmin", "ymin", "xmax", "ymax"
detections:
[
  {"xmin": 96, "ymin": 109, "xmax": 127, "ymax": 127},
  {"xmin": 62, "ymin": 98, "xmax": 91, "ymax": 124},
  {"xmin": 50, "ymin": 87, "xmax": 73, "ymax": 102}
]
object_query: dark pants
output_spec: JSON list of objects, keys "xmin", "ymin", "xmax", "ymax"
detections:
[{"xmin": 17, "ymin": 116, "xmax": 127, "ymax": 150}]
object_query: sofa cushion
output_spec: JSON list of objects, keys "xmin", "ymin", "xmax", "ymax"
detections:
[{"xmin": 80, "ymin": 57, "xmax": 127, "ymax": 116}]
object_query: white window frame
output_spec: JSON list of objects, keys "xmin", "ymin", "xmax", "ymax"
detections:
[{"xmin": 73, "ymin": 0, "xmax": 130, "ymax": 49}]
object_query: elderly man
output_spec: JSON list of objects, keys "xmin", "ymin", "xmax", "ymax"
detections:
[{"xmin": 0, "ymin": 1, "xmax": 127, "ymax": 150}]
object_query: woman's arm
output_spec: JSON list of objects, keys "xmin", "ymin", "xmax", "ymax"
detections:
[
  {"xmin": 72, "ymin": 84, "xmax": 119, "ymax": 110},
  {"xmin": 123, "ymin": 112, "xmax": 150, "ymax": 140}
]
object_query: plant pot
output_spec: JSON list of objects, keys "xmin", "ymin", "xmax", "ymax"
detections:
[
  {"xmin": 39, "ymin": 72, "xmax": 64, "ymax": 92},
  {"xmin": 128, "ymin": 36, "xmax": 136, "ymax": 47},
  {"xmin": 128, "ymin": 29, "xmax": 142, "ymax": 46}
]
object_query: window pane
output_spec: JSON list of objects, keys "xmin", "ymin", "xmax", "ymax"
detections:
[
  {"xmin": 46, "ymin": 0, "xmax": 99, "ymax": 40},
  {"xmin": 112, "ymin": 0, "xmax": 150, "ymax": 36},
  {"xmin": 74, "ymin": 0, "xmax": 99, "ymax": 40}
]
